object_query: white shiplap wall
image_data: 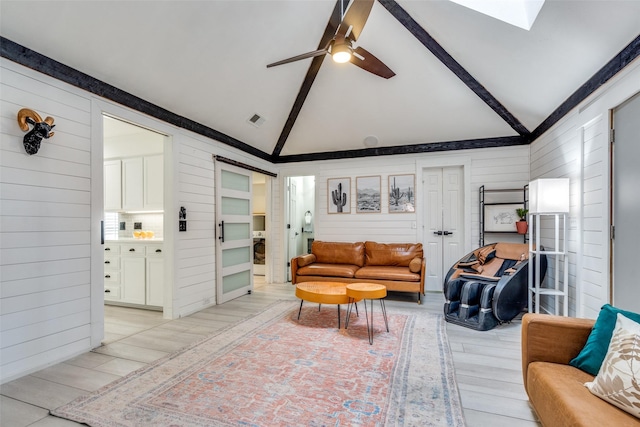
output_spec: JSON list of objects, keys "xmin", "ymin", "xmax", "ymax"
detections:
[
  {"xmin": 171, "ymin": 132, "xmax": 277, "ymax": 317},
  {"xmin": 530, "ymin": 56, "xmax": 640, "ymax": 318},
  {"xmin": 274, "ymin": 145, "xmax": 530, "ymax": 283},
  {"xmin": 0, "ymin": 59, "xmax": 278, "ymax": 382},
  {"xmin": 1, "ymin": 59, "xmax": 93, "ymax": 381}
]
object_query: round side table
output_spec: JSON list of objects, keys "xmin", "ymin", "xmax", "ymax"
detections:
[
  {"xmin": 345, "ymin": 283, "xmax": 389, "ymax": 344},
  {"xmin": 295, "ymin": 282, "xmax": 349, "ymax": 328}
]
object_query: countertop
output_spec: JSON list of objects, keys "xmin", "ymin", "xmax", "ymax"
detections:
[{"xmin": 105, "ymin": 238, "xmax": 164, "ymax": 243}]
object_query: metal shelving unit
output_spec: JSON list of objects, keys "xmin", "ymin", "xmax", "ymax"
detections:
[{"xmin": 479, "ymin": 185, "xmax": 528, "ymax": 247}]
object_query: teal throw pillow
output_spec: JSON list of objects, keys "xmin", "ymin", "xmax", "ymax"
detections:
[{"xmin": 569, "ymin": 304, "xmax": 640, "ymax": 375}]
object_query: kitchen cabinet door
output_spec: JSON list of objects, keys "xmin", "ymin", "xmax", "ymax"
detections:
[
  {"xmin": 121, "ymin": 256, "xmax": 146, "ymax": 304},
  {"xmin": 146, "ymin": 257, "xmax": 164, "ymax": 307},
  {"xmin": 144, "ymin": 155, "xmax": 163, "ymax": 210},
  {"xmin": 104, "ymin": 160, "xmax": 122, "ymax": 211},
  {"xmin": 122, "ymin": 157, "xmax": 144, "ymax": 211}
]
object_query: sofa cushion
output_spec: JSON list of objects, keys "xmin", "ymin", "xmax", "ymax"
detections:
[
  {"xmin": 570, "ymin": 304, "xmax": 640, "ymax": 375},
  {"xmin": 528, "ymin": 362, "xmax": 639, "ymax": 426},
  {"xmin": 409, "ymin": 257, "xmax": 422, "ymax": 273},
  {"xmin": 585, "ymin": 314, "xmax": 640, "ymax": 419},
  {"xmin": 355, "ymin": 266, "xmax": 421, "ymax": 282},
  {"xmin": 297, "ymin": 263, "xmax": 360, "ymax": 279},
  {"xmin": 297, "ymin": 254, "xmax": 316, "ymax": 267},
  {"xmin": 312, "ymin": 241, "xmax": 365, "ymax": 267},
  {"xmin": 364, "ymin": 242, "xmax": 423, "ymax": 267}
]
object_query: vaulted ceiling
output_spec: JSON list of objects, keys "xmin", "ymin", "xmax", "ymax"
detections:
[{"xmin": 1, "ymin": 1, "xmax": 639, "ymax": 163}]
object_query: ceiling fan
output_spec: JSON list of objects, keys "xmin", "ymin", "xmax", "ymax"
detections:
[{"xmin": 267, "ymin": 0, "xmax": 395, "ymax": 79}]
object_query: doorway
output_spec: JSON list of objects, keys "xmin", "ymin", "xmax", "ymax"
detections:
[
  {"xmin": 286, "ymin": 176, "xmax": 315, "ymax": 282},
  {"xmin": 253, "ymin": 172, "xmax": 267, "ymax": 281},
  {"xmin": 422, "ymin": 167, "xmax": 465, "ymax": 291},
  {"xmin": 611, "ymin": 91, "xmax": 640, "ymax": 311}
]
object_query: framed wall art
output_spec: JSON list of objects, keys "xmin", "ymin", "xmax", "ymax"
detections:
[
  {"xmin": 483, "ymin": 203, "xmax": 522, "ymax": 232},
  {"xmin": 356, "ymin": 176, "xmax": 381, "ymax": 213},
  {"xmin": 328, "ymin": 177, "xmax": 351, "ymax": 214},
  {"xmin": 388, "ymin": 174, "xmax": 415, "ymax": 213}
]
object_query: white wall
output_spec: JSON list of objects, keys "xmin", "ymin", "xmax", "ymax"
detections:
[
  {"xmin": 0, "ymin": 59, "xmax": 276, "ymax": 383},
  {"xmin": 530, "ymin": 56, "xmax": 640, "ymax": 318},
  {"xmin": 1, "ymin": 59, "xmax": 93, "ymax": 382},
  {"xmin": 275, "ymin": 145, "xmax": 530, "ymax": 283}
]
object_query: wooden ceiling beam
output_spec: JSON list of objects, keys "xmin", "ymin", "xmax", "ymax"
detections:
[
  {"xmin": 270, "ymin": 1, "xmax": 347, "ymax": 158},
  {"xmin": 274, "ymin": 135, "xmax": 528, "ymax": 163}
]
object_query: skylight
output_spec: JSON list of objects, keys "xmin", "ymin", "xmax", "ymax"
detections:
[{"xmin": 449, "ymin": 0, "xmax": 545, "ymax": 30}]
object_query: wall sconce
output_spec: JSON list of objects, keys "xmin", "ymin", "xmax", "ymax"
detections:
[
  {"xmin": 17, "ymin": 108, "xmax": 55, "ymax": 155},
  {"xmin": 529, "ymin": 178, "xmax": 570, "ymax": 214}
]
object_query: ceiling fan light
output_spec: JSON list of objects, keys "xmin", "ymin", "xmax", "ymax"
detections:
[{"xmin": 332, "ymin": 44, "xmax": 352, "ymax": 63}]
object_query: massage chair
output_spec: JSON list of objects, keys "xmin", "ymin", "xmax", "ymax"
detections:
[{"xmin": 443, "ymin": 242, "xmax": 547, "ymax": 331}]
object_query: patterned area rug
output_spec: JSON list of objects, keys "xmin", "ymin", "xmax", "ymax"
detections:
[{"xmin": 52, "ymin": 301, "xmax": 465, "ymax": 426}]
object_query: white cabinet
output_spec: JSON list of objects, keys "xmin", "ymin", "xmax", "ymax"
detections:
[
  {"xmin": 122, "ymin": 256, "xmax": 146, "ymax": 304},
  {"xmin": 144, "ymin": 155, "xmax": 164, "ymax": 210},
  {"xmin": 104, "ymin": 243, "xmax": 121, "ymax": 301},
  {"xmin": 106, "ymin": 156, "xmax": 163, "ymax": 211},
  {"xmin": 104, "ymin": 242, "xmax": 164, "ymax": 308},
  {"xmin": 146, "ymin": 256, "xmax": 164, "ymax": 307},
  {"xmin": 104, "ymin": 160, "xmax": 122, "ymax": 211},
  {"xmin": 122, "ymin": 157, "xmax": 144, "ymax": 211}
]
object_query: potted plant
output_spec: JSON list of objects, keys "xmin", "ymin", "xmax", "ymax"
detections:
[{"xmin": 515, "ymin": 208, "xmax": 529, "ymax": 234}]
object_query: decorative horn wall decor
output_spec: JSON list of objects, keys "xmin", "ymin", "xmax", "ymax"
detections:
[{"xmin": 17, "ymin": 108, "xmax": 55, "ymax": 155}]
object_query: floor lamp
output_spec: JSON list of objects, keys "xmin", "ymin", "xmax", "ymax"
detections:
[{"xmin": 528, "ymin": 178, "xmax": 570, "ymax": 315}]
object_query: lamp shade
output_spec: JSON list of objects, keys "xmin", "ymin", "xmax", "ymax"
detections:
[{"xmin": 529, "ymin": 178, "xmax": 570, "ymax": 214}]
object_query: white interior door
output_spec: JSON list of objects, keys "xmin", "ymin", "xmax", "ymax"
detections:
[
  {"xmin": 423, "ymin": 167, "xmax": 464, "ymax": 291},
  {"xmin": 612, "ymin": 92, "xmax": 640, "ymax": 311},
  {"xmin": 216, "ymin": 162, "xmax": 253, "ymax": 303}
]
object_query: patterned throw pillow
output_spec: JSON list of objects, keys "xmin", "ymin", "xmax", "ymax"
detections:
[{"xmin": 585, "ymin": 313, "xmax": 640, "ymax": 419}]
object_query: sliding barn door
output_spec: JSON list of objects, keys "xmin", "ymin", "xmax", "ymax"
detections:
[{"xmin": 216, "ymin": 162, "xmax": 253, "ymax": 303}]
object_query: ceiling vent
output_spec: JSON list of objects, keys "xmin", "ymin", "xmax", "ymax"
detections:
[{"xmin": 247, "ymin": 113, "xmax": 266, "ymax": 128}]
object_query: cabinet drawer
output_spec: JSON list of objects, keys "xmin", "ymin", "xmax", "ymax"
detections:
[
  {"xmin": 104, "ymin": 244, "xmax": 120, "ymax": 254},
  {"xmin": 104, "ymin": 285, "xmax": 121, "ymax": 301},
  {"xmin": 121, "ymin": 245, "xmax": 146, "ymax": 256},
  {"xmin": 104, "ymin": 271, "xmax": 120, "ymax": 284},
  {"xmin": 104, "ymin": 256, "xmax": 120, "ymax": 269},
  {"xmin": 146, "ymin": 245, "xmax": 163, "ymax": 257}
]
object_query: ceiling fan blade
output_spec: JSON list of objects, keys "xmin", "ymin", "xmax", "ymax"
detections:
[
  {"xmin": 267, "ymin": 48, "xmax": 328, "ymax": 68},
  {"xmin": 350, "ymin": 46, "xmax": 395, "ymax": 79},
  {"xmin": 336, "ymin": 0, "xmax": 374, "ymax": 41}
]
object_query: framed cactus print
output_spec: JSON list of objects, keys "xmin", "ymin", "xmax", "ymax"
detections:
[
  {"xmin": 356, "ymin": 176, "xmax": 381, "ymax": 213},
  {"xmin": 388, "ymin": 174, "xmax": 415, "ymax": 213},
  {"xmin": 328, "ymin": 178, "xmax": 351, "ymax": 214}
]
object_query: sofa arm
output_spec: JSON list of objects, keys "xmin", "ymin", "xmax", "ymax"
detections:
[
  {"xmin": 521, "ymin": 313, "xmax": 594, "ymax": 393},
  {"xmin": 290, "ymin": 254, "xmax": 316, "ymax": 285}
]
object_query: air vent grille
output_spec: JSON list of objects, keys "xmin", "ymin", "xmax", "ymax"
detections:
[{"xmin": 247, "ymin": 113, "xmax": 266, "ymax": 127}]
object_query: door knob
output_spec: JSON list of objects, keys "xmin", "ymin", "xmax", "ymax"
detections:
[
  {"xmin": 433, "ymin": 231, "xmax": 443, "ymax": 235},
  {"xmin": 443, "ymin": 231, "xmax": 454, "ymax": 236}
]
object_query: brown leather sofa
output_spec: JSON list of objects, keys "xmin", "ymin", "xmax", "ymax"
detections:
[
  {"xmin": 291, "ymin": 241, "xmax": 425, "ymax": 303},
  {"xmin": 522, "ymin": 313, "xmax": 640, "ymax": 426}
]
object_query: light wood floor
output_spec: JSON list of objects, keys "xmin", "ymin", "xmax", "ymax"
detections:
[{"xmin": 1, "ymin": 280, "xmax": 540, "ymax": 426}]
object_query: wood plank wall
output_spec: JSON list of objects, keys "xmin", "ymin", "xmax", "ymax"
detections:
[
  {"xmin": 1, "ymin": 59, "xmax": 93, "ymax": 381},
  {"xmin": 530, "ymin": 57, "xmax": 640, "ymax": 318},
  {"xmin": 274, "ymin": 145, "xmax": 531, "ymax": 283}
]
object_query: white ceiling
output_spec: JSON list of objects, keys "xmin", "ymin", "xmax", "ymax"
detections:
[{"xmin": 2, "ymin": 1, "xmax": 639, "ymax": 160}]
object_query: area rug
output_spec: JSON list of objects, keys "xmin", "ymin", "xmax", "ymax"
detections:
[{"xmin": 52, "ymin": 301, "xmax": 465, "ymax": 426}]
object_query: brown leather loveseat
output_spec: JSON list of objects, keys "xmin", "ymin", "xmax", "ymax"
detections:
[
  {"xmin": 522, "ymin": 313, "xmax": 640, "ymax": 426},
  {"xmin": 291, "ymin": 241, "xmax": 425, "ymax": 303}
]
